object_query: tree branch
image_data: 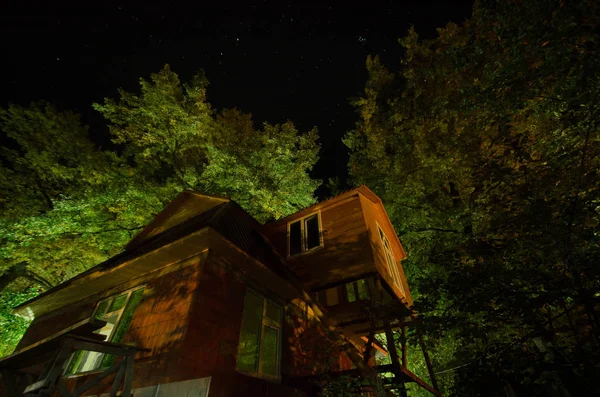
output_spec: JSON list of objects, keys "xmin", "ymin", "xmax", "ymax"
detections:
[{"xmin": 406, "ymin": 227, "xmax": 463, "ymax": 234}]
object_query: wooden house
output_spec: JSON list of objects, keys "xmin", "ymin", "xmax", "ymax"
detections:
[{"xmin": 0, "ymin": 186, "xmax": 440, "ymax": 397}]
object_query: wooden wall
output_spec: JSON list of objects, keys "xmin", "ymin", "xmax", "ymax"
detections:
[
  {"xmin": 358, "ymin": 194, "xmax": 412, "ymax": 307},
  {"xmin": 265, "ymin": 194, "xmax": 376, "ymax": 290},
  {"xmin": 283, "ymin": 299, "xmax": 353, "ymax": 379},
  {"xmin": 15, "ymin": 252, "xmax": 341, "ymax": 396}
]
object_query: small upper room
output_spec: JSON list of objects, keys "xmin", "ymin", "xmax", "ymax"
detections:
[{"xmin": 263, "ymin": 185, "xmax": 412, "ymax": 309}]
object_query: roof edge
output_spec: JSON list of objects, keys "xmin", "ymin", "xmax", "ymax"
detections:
[{"xmin": 267, "ymin": 185, "xmax": 381, "ymax": 226}]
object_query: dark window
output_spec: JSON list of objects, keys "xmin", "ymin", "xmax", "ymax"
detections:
[
  {"xmin": 345, "ymin": 279, "xmax": 371, "ymax": 303},
  {"xmin": 287, "ymin": 212, "xmax": 322, "ymax": 256},
  {"xmin": 237, "ymin": 290, "xmax": 282, "ymax": 378},
  {"xmin": 237, "ymin": 292, "xmax": 264, "ymax": 373},
  {"xmin": 289, "ymin": 220, "xmax": 302, "ymax": 256},
  {"xmin": 305, "ymin": 215, "xmax": 320, "ymax": 250}
]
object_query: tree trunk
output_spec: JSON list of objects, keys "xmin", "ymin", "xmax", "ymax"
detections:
[{"xmin": 0, "ymin": 262, "xmax": 53, "ymax": 294}]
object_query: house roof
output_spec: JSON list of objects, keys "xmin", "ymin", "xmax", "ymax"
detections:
[
  {"xmin": 125, "ymin": 191, "xmax": 229, "ymax": 251},
  {"xmin": 267, "ymin": 185, "xmax": 382, "ymax": 226},
  {"xmin": 12, "ymin": 191, "xmax": 289, "ymax": 319}
]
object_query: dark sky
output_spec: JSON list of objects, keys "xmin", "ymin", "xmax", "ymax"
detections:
[{"xmin": 0, "ymin": 0, "xmax": 473, "ymax": 190}]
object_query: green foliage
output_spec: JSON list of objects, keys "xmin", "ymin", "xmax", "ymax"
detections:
[
  {"xmin": 0, "ymin": 287, "xmax": 41, "ymax": 356},
  {"xmin": 94, "ymin": 65, "xmax": 320, "ymax": 222},
  {"xmin": 346, "ymin": 0, "xmax": 600, "ymax": 395}
]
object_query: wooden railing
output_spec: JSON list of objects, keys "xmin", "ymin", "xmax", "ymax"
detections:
[{"xmin": 0, "ymin": 319, "xmax": 148, "ymax": 397}]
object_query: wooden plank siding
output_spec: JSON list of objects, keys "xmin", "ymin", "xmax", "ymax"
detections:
[
  {"xmin": 10, "ymin": 247, "xmax": 329, "ymax": 396},
  {"xmin": 358, "ymin": 194, "xmax": 413, "ymax": 307},
  {"xmin": 57, "ymin": 253, "xmax": 305, "ymax": 396},
  {"xmin": 265, "ymin": 194, "xmax": 376, "ymax": 290}
]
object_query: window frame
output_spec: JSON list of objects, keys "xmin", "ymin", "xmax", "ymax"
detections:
[
  {"xmin": 64, "ymin": 285, "xmax": 145, "ymax": 375},
  {"xmin": 377, "ymin": 223, "xmax": 406, "ymax": 297},
  {"xmin": 287, "ymin": 210, "xmax": 324, "ymax": 257},
  {"xmin": 237, "ymin": 289, "xmax": 284, "ymax": 381},
  {"xmin": 344, "ymin": 278, "xmax": 371, "ymax": 303}
]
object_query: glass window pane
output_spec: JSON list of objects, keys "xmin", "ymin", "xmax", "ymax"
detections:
[
  {"xmin": 80, "ymin": 351, "xmax": 103, "ymax": 372},
  {"xmin": 261, "ymin": 326, "xmax": 279, "ymax": 376},
  {"xmin": 346, "ymin": 283, "xmax": 356, "ymax": 303},
  {"xmin": 237, "ymin": 292, "xmax": 264, "ymax": 373},
  {"xmin": 100, "ymin": 287, "xmax": 145, "ymax": 368},
  {"xmin": 289, "ymin": 221, "xmax": 302, "ymax": 256},
  {"xmin": 305, "ymin": 215, "xmax": 321, "ymax": 250},
  {"xmin": 108, "ymin": 293, "xmax": 128, "ymax": 312},
  {"xmin": 357, "ymin": 280, "xmax": 370, "ymax": 300},
  {"xmin": 265, "ymin": 301, "xmax": 282, "ymax": 324},
  {"xmin": 64, "ymin": 350, "xmax": 85, "ymax": 375}
]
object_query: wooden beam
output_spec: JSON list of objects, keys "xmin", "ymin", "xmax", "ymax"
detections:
[
  {"xmin": 30, "ymin": 337, "xmax": 76, "ymax": 397},
  {"xmin": 108, "ymin": 361, "xmax": 126, "ymax": 397},
  {"xmin": 418, "ymin": 329, "xmax": 440, "ymax": 393},
  {"xmin": 70, "ymin": 361, "xmax": 124, "ymax": 397},
  {"xmin": 122, "ymin": 355, "xmax": 135, "ymax": 397},
  {"xmin": 68, "ymin": 335, "xmax": 148, "ymax": 357},
  {"xmin": 0, "ymin": 318, "xmax": 106, "ymax": 369},
  {"xmin": 360, "ymin": 336, "xmax": 388, "ymax": 357},
  {"xmin": 399, "ymin": 365, "xmax": 442, "ymax": 397},
  {"xmin": 375, "ymin": 277, "xmax": 407, "ymax": 397}
]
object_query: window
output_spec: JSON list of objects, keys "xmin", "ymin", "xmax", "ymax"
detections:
[
  {"xmin": 64, "ymin": 286, "xmax": 145, "ymax": 374},
  {"xmin": 377, "ymin": 225, "xmax": 406, "ymax": 297},
  {"xmin": 237, "ymin": 290, "xmax": 283, "ymax": 378},
  {"xmin": 313, "ymin": 279, "xmax": 372, "ymax": 307},
  {"xmin": 288, "ymin": 212, "xmax": 323, "ymax": 256},
  {"xmin": 345, "ymin": 279, "xmax": 371, "ymax": 303}
]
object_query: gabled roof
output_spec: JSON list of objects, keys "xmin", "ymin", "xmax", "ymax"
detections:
[{"xmin": 125, "ymin": 191, "xmax": 229, "ymax": 251}]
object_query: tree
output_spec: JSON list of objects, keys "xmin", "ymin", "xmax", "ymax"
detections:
[
  {"xmin": 93, "ymin": 64, "xmax": 320, "ymax": 222},
  {"xmin": 345, "ymin": 0, "xmax": 600, "ymax": 395}
]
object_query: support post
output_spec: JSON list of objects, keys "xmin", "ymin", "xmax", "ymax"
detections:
[
  {"xmin": 363, "ymin": 316, "xmax": 376, "ymax": 364},
  {"xmin": 401, "ymin": 326, "xmax": 407, "ymax": 368},
  {"xmin": 417, "ymin": 329, "xmax": 439, "ymax": 392},
  {"xmin": 376, "ymin": 277, "xmax": 408, "ymax": 397},
  {"xmin": 384, "ymin": 321, "xmax": 408, "ymax": 397}
]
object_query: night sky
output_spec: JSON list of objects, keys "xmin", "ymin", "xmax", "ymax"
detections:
[{"xmin": 1, "ymin": 0, "xmax": 473, "ymax": 190}]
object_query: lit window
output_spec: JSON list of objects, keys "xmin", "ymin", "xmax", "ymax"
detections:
[
  {"xmin": 288, "ymin": 212, "xmax": 323, "ymax": 256},
  {"xmin": 378, "ymin": 225, "xmax": 405, "ymax": 297},
  {"xmin": 237, "ymin": 290, "xmax": 283, "ymax": 378},
  {"xmin": 64, "ymin": 286, "xmax": 145, "ymax": 374}
]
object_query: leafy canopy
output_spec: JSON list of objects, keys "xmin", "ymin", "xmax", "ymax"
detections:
[
  {"xmin": 345, "ymin": 0, "xmax": 600, "ymax": 395},
  {"xmin": 93, "ymin": 64, "xmax": 320, "ymax": 222}
]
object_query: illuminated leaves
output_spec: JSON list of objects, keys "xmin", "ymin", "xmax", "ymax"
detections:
[{"xmin": 95, "ymin": 65, "xmax": 320, "ymax": 222}]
